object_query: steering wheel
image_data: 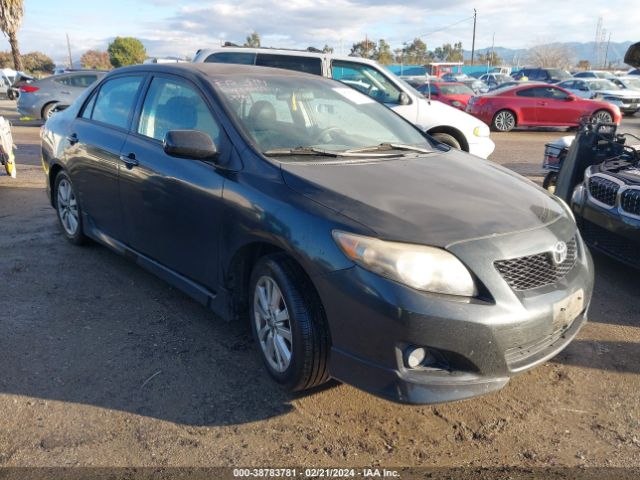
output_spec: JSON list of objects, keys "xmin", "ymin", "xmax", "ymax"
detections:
[{"xmin": 312, "ymin": 127, "xmax": 344, "ymax": 144}]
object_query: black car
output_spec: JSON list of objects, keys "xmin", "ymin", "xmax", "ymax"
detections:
[
  {"xmin": 42, "ymin": 63, "xmax": 593, "ymax": 404},
  {"xmin": 511, "ymin": 68, "xmax": 572, "ymax": 84}
]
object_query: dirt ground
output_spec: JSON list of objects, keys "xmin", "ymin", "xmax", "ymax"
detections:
[{"xmin": 0, "ymin": 99, "xmax": 639, "ymax": 470}]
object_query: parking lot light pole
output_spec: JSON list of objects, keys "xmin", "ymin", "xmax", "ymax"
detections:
[{"xmin": 471, "ymin": 8, "xmax": 477, "ymax": 65}]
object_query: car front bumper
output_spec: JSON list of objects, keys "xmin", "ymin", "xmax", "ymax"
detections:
[
  {"xmin": 313, "ymin": 217, "xmax": 594, "ymax": 404},
  {"xmin": 468, "ymin": 135, "xmax": 496, "ymax": 159},
  {"xmin": 572, "ymin": 183, "xmax": 640, "ymax": 268}
]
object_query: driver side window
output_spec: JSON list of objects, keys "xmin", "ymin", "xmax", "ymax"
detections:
[{"xmin": 331, "ymin": 60, "xmax": 404, "ymax": 105}]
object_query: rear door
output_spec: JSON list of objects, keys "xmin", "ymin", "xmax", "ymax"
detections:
[
  {"xmin": 65, "ymin": 74, "xmax": 146, "ymax": 240},
  {"xmin": 117, "ymin": 74, "xmax": 226, "ymax": 288}
]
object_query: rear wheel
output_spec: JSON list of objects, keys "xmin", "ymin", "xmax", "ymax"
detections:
[
  {"xmin": 249, "ymin": 254, "xmax": 330, "ymax": 392},
  {"xmin": 593, "ymin": 109, "xmax": 613, "ymax": 124},
  {"xmin": 492, "ymin": 110, "xmax": 516, "ymax": 132},
  {"xmin": 42, "ymin": 102, "xmax": 57, "ymax": 120},
  {"xmin": 54, "ymin": 171, "xmax": 87, "ymax": 245},
  {"xmin": 431, "ymin": 132, "xmax": 461, "ymax": 150}
]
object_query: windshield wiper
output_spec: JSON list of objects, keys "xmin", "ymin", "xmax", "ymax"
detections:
[
  {"xmin": 262, "ymin": 146, "xmax": 401, "ymax": 158},
  {"xmin": 345, "ymin": 143, "xmax": 433, "ymax": 154}
]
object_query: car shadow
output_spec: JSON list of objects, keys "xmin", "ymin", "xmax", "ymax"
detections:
[
  {"xmin": 551, "ymin": 340, "xmax": 640, "ymax": 374},
  {"xmin": 0, "ymin": 231, "xmax": 339, "ymax": 427},
  {"xmin": 588, "ymin": 251, "xmax": 640, "ymax": 328}
]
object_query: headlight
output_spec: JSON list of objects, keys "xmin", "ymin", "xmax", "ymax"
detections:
[
  {"xmin": 332, "ymin": 231, "xmax": 478, "ymax": 296},
  {"xmin": 473, "ymin": 124, "xmax": 490, "ymax": 137}
]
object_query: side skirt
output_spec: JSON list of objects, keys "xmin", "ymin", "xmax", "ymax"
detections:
[{"xmin": 83, "ymin": 215, "xmax": 232, "ymax": 321}]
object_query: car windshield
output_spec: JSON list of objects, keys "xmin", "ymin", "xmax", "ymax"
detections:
[
  {"xmin": 439, "ymin": 84, "xmax": 475, "ymax": 95},
  {"xmin": 624, "ymin": 78, "xmax": 640, "ymax": 89},
  {"xmin": 213, "ymin": 75, "xmax": 432, "ymax": 156},
  {"xmin": 589, "ymin": 80, "xmax": 620, "ymax": 90}
]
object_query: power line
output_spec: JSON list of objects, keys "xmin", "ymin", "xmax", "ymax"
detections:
[{"xmin": 404, "ymin": 15, "xmax": 474, "ymax": 44}]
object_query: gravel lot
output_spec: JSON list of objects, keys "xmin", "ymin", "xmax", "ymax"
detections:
[{"xmin": 0, "ymin": 99, "xmax": 639, "ymax": 469}]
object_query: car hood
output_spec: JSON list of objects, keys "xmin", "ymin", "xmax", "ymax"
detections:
[
  {"xmin": 280, "ymin": 149, "xmax": 566, "ymax": 247},
  {"xmin": 594, "ymin": 89, "xmax": 639, "ymax": 97}
]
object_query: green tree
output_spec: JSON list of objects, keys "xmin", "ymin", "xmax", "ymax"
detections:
[
  {"xmin": 0, "ymin": 50, "xmax": 12, "ymax": 68},
  {"xmin": 0, "ymin": 0, "xmax": 24, "ymax": 70},
  {"xmin": 477, "ymin": 51, "xmax": 502, "ymax": 66},
  {"xmin": 401, "ymin": 38, "xmax": 433, "ymax": 65},
  {"xmin": 22, "ymin": 51, "xmax": 54, "ymax": 73},
  {"xmin": 80, "ymin": 49, "xmax": 111, "ymax": 70},
  {"xmin": 376, "ymin": 39, "xmax": 393, "ymax": 65},
  {"xmin": 350, "ymin": 38, "xmax": 377, "ymax": 59},
  {"xmin": 244, "ymin": 32, "xmax": 261, "ymax": 48},
  {"xmin": 107, "ymin": 37, "xmax": 146, "ymax": 68},
  {"xmin": 434, "ymin": 42, "xmax": 463, "ymax": 62}
]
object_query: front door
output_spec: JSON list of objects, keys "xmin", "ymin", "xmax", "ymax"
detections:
[{"xmin": 118, "ymin": 74, "xmax": 226, "ymax": 289}]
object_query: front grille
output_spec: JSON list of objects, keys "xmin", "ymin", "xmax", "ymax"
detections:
[
  {"xmin": 588, "ymin": 176, "xmax": 619, "ymax": 206},
  {"xmin": 621, "ymin": 189, "xmax": 640, "ymax": 216},
  {"xmin": 494, "ymin": 238, "xmax": 577, "ymax": 291},
  {"xmin": 579, "ymin": 219, "xmax": 640, "ymax": 268}
]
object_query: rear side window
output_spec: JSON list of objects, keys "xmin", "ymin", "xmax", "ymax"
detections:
[
  {"xmin": 68, "ymin": 74, "xmax": 98, "ymax": 87},
  {"xmin": 256, "ymin": 54, "xmax": 322, "ymax": 75},
  {"xmin": 205, "ymin": 52, "xmax": 256, "ymax": 65},
  {"xmin": 88, "ymin": 75, "xmax": 144, "ymax": 129}
]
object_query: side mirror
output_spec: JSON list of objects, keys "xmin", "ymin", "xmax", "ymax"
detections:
[
  {"xmin": 398, "ymin": 92, "xmax": 410, "ymax": 105},
  {"xmin": 566, "ymin": 95, "xmax": 576, "ymax": 101},
  {"xmin": 163, "ymin": 130, "xmax": 218, "ymax": 160}
]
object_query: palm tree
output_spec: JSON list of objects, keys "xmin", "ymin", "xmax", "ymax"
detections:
[{"xmin": 0, "ymin": 0, "xmax": 24, "ymax": 71}]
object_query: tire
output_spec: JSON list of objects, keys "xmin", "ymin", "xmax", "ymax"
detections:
[
  {"xmin": 41, "ymin": 102, "xmax": 57, "ymax": 120},
  {"xmin": 593, "ymin": 109, "xmax": 613, "ymax": 124},
  {"xmin": 492, "ymin": 109, "xmax": 516, "ymax": 132},
  {"xmin": 54, "ymin": 171, "xmax": 87, "ymax": 245},
  {"xmin": 249, "ymin": 254, "xmax": 330, "ymax": 392},
  {"xmin": 543, "ymin": 171, "xmax": 559, "ymax": 194},
  {"xmin": 431, "ymin": 132, "xmax": 462, "ymax": 150}
]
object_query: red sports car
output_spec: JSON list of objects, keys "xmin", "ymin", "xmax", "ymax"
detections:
[
  {"xmin": 466, "ymin": 83, "xmax": 621, "ymax": 131},
  {"xmin": 416, "ymin": 82, "xmax": 475, "ymax": 110}
]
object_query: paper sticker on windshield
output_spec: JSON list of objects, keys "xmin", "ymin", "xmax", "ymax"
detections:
[{"xmin": 332, "ymin": 87, "xmax": 375, "ymax": 105}]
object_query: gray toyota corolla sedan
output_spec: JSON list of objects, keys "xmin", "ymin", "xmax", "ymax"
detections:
[{"xmin": 41, "ymin": 63, "xmax": 594, "ymax": 404}]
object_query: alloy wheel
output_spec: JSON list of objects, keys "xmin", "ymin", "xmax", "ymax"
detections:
[
  {"xmin": 253, "ymin": 275, "xmax": 293, "ymax": 373},
  {"xmin": 57, "ymin": 178, "xmax": 79, "ymax": 236},
  {"xmin": 594, "ymin": 110, "xmax": 613, "ymax": 123},
  {"xmin": 494, "ymin": 111, "xmax": 515, "ymax": 131}
]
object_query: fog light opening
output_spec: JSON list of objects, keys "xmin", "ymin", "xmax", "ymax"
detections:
[{"xmin": 404, "ymin": 346, "xmax": 438, "ymax": 369}]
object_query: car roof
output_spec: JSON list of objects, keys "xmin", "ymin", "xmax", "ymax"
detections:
[{"xmin": 111, "ymin": 62, "xmax": 323, "ymax": 80}]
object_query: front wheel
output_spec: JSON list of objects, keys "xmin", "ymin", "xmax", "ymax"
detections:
[
  {"xmin": 543, "ymin": 171, "xmax": 559, "ymax": 194},
  {"xmin": 54, "ymin": 171, "xmax": 87, "ymax": 245},
  {"xmin": 431, "ymin": 132, "xmax": 461, "ymax": 150},
  {"xmin": 249, "ymin": 254, "xmax": 330, "ymax": 392},
  {"xmin": 593, "ymin": 109, "xmax": 613, "ymax": 124},
  {"xmin": 492, "ymin": 110, "xmax": 516, "ymax": 132}
]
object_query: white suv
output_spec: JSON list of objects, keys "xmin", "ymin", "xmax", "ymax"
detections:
[{"xmin": 193, "ymin": 47, "xmax": 495, "ymax": 158}]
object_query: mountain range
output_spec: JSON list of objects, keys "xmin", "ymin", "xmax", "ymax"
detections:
[{"xmin": 462, "ymin": 41, "xmax": 635, "ymax": 67}]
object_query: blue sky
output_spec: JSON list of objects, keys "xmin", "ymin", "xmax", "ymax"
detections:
[{"xmin": 11, "ymin": 0, "xmax": 640, "ymax": 64}]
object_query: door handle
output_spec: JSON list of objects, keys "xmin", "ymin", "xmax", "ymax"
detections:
[
  {"xmin": 61, "ymin": 90, "xmax": 71, "ymax": 95},
  {"xmin": 537, "ymin": 101, "xmax": 548, "ymax": 106},
  {"xmin": 67, "ymin": 133, "xmax": 79, "ymax": 145},
  {"xmin": 119, "ymin": 152, "xmax": 139, "ymax": 168}
]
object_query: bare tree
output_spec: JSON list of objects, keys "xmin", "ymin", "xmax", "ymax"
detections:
[
  {"xmin": 0, "ymin": 0, "xmax": 24, "ymax": 71},
  {"xmin": 527, "ymin": 41, "xmax": 574, "ymax": 68}
]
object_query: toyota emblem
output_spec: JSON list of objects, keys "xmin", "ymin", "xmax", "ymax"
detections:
[{"xmin": 552, "ymin": 241, "xmax": 568, "ymax": 264}]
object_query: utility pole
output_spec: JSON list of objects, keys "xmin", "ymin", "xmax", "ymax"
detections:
[
  {"xmin": 603, "ymin": 32, "xmax": 611, "ymax": 69},
  {"xmin": 66, "ymin": 34, "xmax": 73, "ymax": 68},
  {"xmin": 470, "ymin": 8, "xmax": 477, "ymax": 65}
]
